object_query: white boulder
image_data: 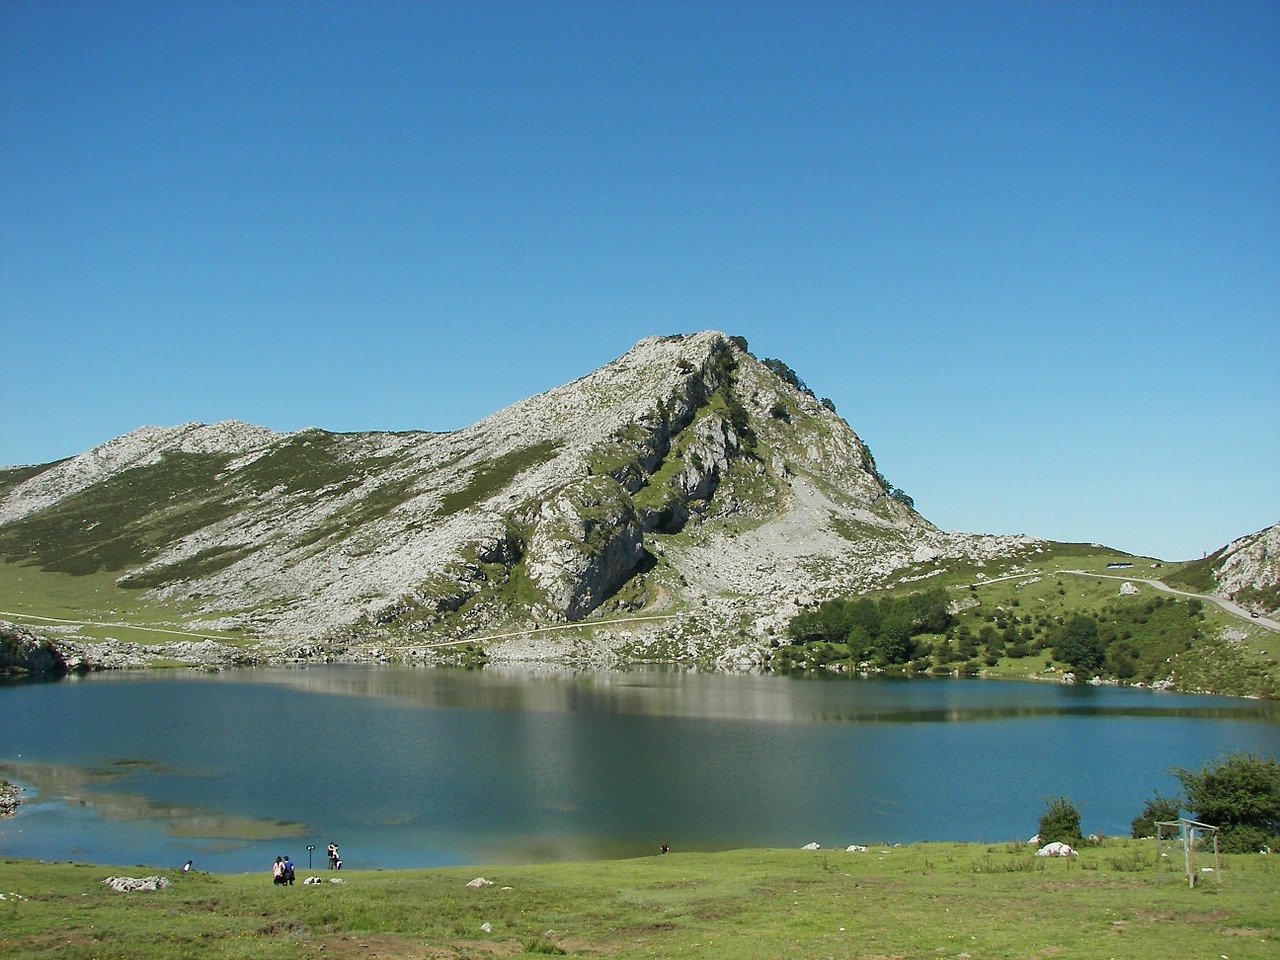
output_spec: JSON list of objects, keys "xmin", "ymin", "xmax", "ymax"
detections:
[{"xmin": 1036, "ymin": 841, "xmax": 1078, "ymax": 857}]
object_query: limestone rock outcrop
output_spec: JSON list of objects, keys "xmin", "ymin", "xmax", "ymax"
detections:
[
  {"xmin": 526, "ymin": 476, "xmax": 647, "ymax": 621},
  {"xmin": 0, "ymin": 620, "xmax": 67, "ymax": 674},
  {"xmin": 1212, "ymin": 521, "xmax": 1280, "ymax": 616},
  {"xmin": 1169, "ymin": 521, "xmax": 1280, "ymax": 618},
  {"xmin": 102, "ymin": 876, "xmax": 172, "ymax": 892}
]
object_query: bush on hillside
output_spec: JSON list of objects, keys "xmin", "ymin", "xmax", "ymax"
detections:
[{"xmin": 1051, "ymin": 615, "xmax": 1105, "ymax": 676}]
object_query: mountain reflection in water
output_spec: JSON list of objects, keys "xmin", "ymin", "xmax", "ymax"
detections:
[{"xmin": 187, "ymin": 664, "xmax": 1279, "ymax": 724}]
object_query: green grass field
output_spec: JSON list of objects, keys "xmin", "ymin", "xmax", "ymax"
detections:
[
  {"xmin": 0, "ymin": 560, "xmax": 255, "ymax": 647},
  {"xmin": 1, "ymin": 842, "xmax": 1275, "ymax": 959}
]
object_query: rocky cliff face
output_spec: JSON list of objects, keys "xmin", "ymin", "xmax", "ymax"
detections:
[
  {"xmin": 1191, "ymin": 521, "xmax": 1280, "ymax": 617},
  {"xmin": 0, "ymin": 332, "xmax": 1033, "ymax": 664},
  {"xmin": 0, "ymin": 620, "xmax": 67, "ymax": 674},
  {"xmin": 526, "ymin": 474, "xmax": 648, "ymax": 621}
]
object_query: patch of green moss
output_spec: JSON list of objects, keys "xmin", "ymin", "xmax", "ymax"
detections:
[
  {"xmin": 235, "ymin": 430, "xmax": 374, "ymax": 495},
  {"xmin": 119, "ymin": 544, "xmax": 263, "ymax": 589},
  {"xmin": 436, "ymin": 440, "xmax": 563, "ymax": 517},
  {"xmin": 0, "ymin": 460, "xmax": 63, "ymax": 498},
  {"xmin": 292, "ymin": 476, "xmax": 425, "ymax": 553},
  {"xmin": 830, "ymin": 515, "xmax": 889, "ymax": 544},
  {"xmin": 0, "ymin": 452, "xmax": 241, "ymax": 575}
]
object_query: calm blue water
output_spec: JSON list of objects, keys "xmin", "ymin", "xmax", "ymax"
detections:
[{"xmin": 0, "ymin": 666, "xmax": 1276, "ymax": 874}]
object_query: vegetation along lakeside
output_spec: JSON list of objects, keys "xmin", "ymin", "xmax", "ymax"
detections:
[{"xmin": 1, "ymin": 540, "xmax": 1275, "ymax": 699}]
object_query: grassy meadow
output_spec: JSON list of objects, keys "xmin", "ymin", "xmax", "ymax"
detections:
[
  {"xmin": 0, "ymin": 560, "xmax": 255, "ymax": 648},
  {"xmin": 937, "ymin": 546, "xmax": 1278, "ymax": 697},
  {"xmin": 1, "ymin": 842, "xmax": 1276, "ymax": 959}
]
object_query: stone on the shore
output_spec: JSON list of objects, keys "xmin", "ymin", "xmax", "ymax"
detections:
[{"xmin": 102, "ymin": 876, "xmax": 172, "ymax": 892}]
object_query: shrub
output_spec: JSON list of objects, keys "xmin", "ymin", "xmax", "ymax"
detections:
[
  {"xmin": 1052, "ymin": 615, "xmax": 1105, "ymax": 675},
  {"xmin": 1038, "ymin": 796, "xmax": 1083, "ymax": 846},
  {"xmin": 1174, "ymin": 752, "xmax": 1280, "ymax": 853},
  {"xmin": 1131, "ymin": 793, "xmax": 1181, "ymax": 838}
]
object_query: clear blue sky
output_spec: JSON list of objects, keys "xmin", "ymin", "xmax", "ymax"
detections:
[{"xmin": 2, "ymin": 1, "xmax": 1276, "ymax": 562}]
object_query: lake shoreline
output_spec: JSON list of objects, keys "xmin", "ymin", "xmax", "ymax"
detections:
[{"xmin": 5, "ymin": 615, "xmax": 1274, "ymax": 702}]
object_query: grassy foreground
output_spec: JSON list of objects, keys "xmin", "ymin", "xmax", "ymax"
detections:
[{"xmin": 1, "ymin": 843, "xmax": 1276, "ymax": 959}]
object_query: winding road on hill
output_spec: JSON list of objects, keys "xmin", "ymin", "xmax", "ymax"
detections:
[
  {"xmin": 969, "ymin": 569, "xmax": 1279, "ymax": 634},
  {"xmin": 1059, "ymin": 570, "xmax": 1280, "ymax": 633}
]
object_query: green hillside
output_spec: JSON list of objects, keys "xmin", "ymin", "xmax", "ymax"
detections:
[{"xmin": 777, "ymin": 542, "xmax": 1279, "ymax": 698}]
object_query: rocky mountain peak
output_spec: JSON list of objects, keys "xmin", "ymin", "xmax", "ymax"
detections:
[{"xmin": 0, "ymin": 332, "xmax": 1029, "ymax": 661}]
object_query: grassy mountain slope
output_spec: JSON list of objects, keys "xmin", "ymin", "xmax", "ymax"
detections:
[{"xmin": 775, "ymin": 539, "xmax": 1279, "ymax": 697}]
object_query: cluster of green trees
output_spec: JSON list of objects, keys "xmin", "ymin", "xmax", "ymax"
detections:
[
  {"xmin": 778, "ymin": 587, "xmax": 1037, "ymax": 674},
  {"xmin": 761, "ymin": 357, "xmax": 811, "ymax": 397},
  {"xmin": 858, "ymin": 442, "xmax": 913, "ymax": 509},
  {"xmin": 958, "ymin": 594, "xmax": 1203, "ymax": 680},
  {"xmin": 1139, "ymin": 753, "xmax": 1280, "ymax": 853},
  {"xmin": 779, "ymin": 588, "xmax": 952, "ymax": 670},
  {"xmin": 759, "ymin": 356, "xmax": 839, "ymax": 418},
  {"xmin": 1048, "ymin": 596, "xmax": 1203, "ymax": 680},
  {"xmin": 1040, "ymin": 754, "xmax": 1279, "ymax": 855},
  {"xmin": 778, "ymin": 589, "xmax": 1208, "ymax": 681}
]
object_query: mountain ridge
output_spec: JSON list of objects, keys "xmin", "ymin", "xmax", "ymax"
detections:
[{"xmin": 1, "ymin": 332, "xmax": 1274, "ymax": 671}]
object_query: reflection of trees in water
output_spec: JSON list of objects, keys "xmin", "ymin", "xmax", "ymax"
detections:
[
  {"xmin": 190, "ymin": 665, "xmax": 1280, "ymax": 726},
  {"xmin": 816, "ymin": 704, "xmax": 1280, "ymax": 724}
]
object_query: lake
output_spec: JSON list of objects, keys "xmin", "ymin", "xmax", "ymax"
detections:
[{"xmin": 1, "ymin": 665, "xmax": 1276, "ymax": 874}]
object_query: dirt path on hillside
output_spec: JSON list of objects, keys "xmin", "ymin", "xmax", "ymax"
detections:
[
  {"xmin": 1058, "ymin": 570, "xmax": 1280, "ymax": 633},
  {"xmin": 0, "ymin": 610, "xmax": 229, "ymax": 640},
  {"xmin": 961, "ymin": 570, "xmax": 1278, "ymax": 633}
]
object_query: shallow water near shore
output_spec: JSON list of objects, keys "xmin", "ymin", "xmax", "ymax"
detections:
[{"xmin": 1, "ymin": 665, "xmax": 1276, "ymax": 874}]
